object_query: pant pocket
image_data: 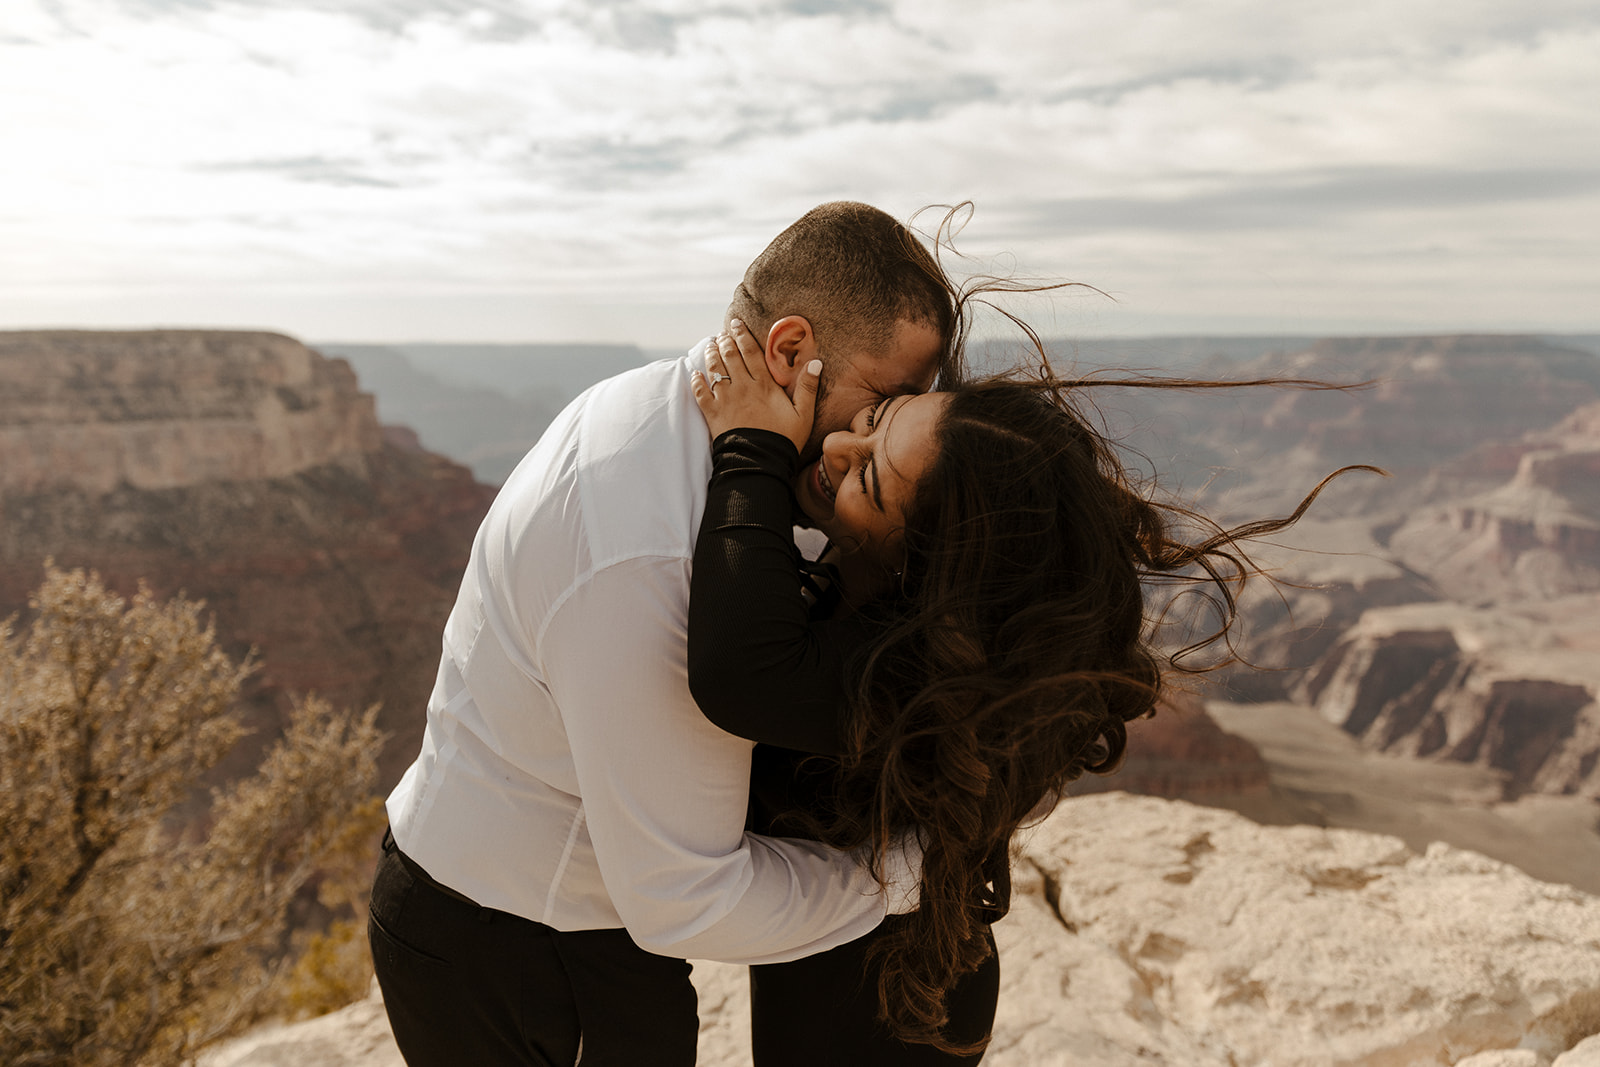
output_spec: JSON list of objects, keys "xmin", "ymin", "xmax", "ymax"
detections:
[
  {"xmin": 368, "ymin": 908, "xmax": 453, "ymax": 968},
  {"xmin": 368, "ymin": 848, "xmax": 454, "ymax": 967}
]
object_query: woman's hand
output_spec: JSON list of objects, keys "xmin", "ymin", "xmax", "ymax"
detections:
[{"xmin": 691, "ymin": 318, "xmax": 819, "ymax": 454}]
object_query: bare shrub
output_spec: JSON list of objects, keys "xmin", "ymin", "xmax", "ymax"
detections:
[{"xmin": 0, "ymin": 565, "xmax": 385, "ymax": 1066}]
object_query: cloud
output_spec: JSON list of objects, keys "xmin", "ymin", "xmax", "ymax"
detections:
[
  {"xmin": 2, "ymin": 0, "xmax": 1598, "ymax": 342},
  {"xmin": 194, "ymin": 156, "xmax": 403, "ymax": 187},
  {"xmin": 1010, "ymin": 167, "xmax": 1600, "ymax": 235}
]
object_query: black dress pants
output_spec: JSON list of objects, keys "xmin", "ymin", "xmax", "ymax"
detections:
[
  {"xmin": 368, "ymin": 835, "xmax": 698, "ymax": 1067},
  {"xmin": 749, "ymin": 915, "xmax": 999, "ymax": 1066}
]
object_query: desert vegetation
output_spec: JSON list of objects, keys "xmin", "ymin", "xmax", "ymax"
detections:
[{"xmin": 0, "ymin": 566, "xmax": 386, "ymax": 1067}]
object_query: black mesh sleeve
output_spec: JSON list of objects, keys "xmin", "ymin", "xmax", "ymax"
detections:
[{"xmin": 687, "ymin": 428, "xmax": 872, "ymax": 756}]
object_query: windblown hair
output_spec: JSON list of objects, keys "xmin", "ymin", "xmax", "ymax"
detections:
[
  {"xmin": 810, "ymin": 374, "xmax": 1374, "ymax": 1055},
  {"xmin": 730, "ymin": 201, "xmax": 960, "ymax": 380}
]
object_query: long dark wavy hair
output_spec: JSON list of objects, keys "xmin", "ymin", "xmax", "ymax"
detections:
[{"xmin": 806, "ymin": 369, "xmax": 1376, "ymax": 1054}]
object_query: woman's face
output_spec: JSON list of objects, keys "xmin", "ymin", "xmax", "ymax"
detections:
[{"xmin": 792, "ymin": 392, "xmax": 949, "ymax": 568}]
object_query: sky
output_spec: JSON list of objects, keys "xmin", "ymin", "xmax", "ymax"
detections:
[{"xmin": 3, "ymin": 0, "xmax": 1598, "ymax": 346}]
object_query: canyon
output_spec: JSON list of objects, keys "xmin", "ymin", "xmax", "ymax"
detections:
[
  {"xmin": 9, "ymin": 327, "xmax": 1600, "ymax": 1064},
  {"xmin": 10, "ymin": 329, "xmax": 1600, "ymax": 812},
  {"xmin": 1096, "ymin": 336, "xmax": 1600, "ymax": 806}
]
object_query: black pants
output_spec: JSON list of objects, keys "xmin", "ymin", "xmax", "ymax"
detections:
[
  {"xmin": 750, "ymin": 915, "xmax": 999, "ymax": 1066},
  {"xmin": 368, "ymin": 834, "xmax": 698, "ymax": 1067}
]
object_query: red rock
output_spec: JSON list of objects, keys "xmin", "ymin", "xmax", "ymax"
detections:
[
  {"xmin": 1297, "ymin": 600, "xmax": 1600, "ymax": 799},
  {"xmin": 1073, "ymin": 690, "xmax": 1272, "ymax": 799},
  {"xmin": 0, "ymin": 330, "xmax": 496, "ymax": 792}
]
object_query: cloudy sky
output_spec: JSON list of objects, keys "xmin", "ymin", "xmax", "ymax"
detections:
[{"xmin": 3, "ymin": 0, "xmax": 1597, "ymax": 345}]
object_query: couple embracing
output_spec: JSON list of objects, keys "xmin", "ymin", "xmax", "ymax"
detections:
[{"xmin": 369, "ymin": 201, "xmax": 1325, "ymax": 1064}]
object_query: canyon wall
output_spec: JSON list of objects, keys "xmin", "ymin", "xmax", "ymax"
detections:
[
  {"xmin": 1298, "ymin": 600, "xmax": 1600, "ymax": 798},
  {"xmin": 0, "ymin": 331, "xmax": 382, "ymax": 494},
  {"xmin": 0, "ymin": 330, "xmax": 496, "ymax": 790},
  {"xmin": 1105, "ymin": 334, "xmax": 1600, "ymax": 519},
  {"xmin": 1071, "ymin": 689, "xmax": 1272, "ymax": 799},
  {"xmin": 1390, "ymin": 401, "xmax": 1600, "ymax": 603},
  {"xmin": 1136, "ymin": 348, "xmax": 1600, "ymax": 803}
]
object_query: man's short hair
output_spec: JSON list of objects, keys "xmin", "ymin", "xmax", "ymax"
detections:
[{"xmin": 731, "ymin": 202, "xmax": 957, "ymax": 377}]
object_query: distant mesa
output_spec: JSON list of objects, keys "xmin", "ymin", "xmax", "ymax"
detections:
[
  {"xmin": 1297, "ymin": 598, "xmax": 1600, "ymax": 800},
  {"xmin": 0, "ymin": 330, "xmax": 382, "ymax": 495}
]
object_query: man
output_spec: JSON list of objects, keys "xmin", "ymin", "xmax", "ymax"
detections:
[{"xmin": 370, "ymin": 202, "xmax": 958, "ymax": 1066}]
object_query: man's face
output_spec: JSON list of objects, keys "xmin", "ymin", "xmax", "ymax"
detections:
[{"xmin": 803, "ymin": 317, "xmax": 943, "ymax": 462}]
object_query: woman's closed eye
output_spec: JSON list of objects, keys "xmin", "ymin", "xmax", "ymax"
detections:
[{"xmin": 859, "ymin": 398, "xmax": 896, "ymax": 505}]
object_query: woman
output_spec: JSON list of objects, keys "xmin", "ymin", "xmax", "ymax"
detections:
[{"xmin": 687, "ymin": 320, "xmax": 1367, "ymax": 1063}]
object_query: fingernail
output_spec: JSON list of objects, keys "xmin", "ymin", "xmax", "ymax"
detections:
[
  {"xmin": 806, "ymin": 360, "xmax": 821, "ymax": 375},
  {"xmin": 729, "ymin": 318, "xmax": 743, "ymax": 329}
]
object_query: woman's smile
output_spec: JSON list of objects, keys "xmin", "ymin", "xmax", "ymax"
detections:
[
  {"xmin": 793, "ymin": 392, "xmax": 948, "ymax": 566},
  {"xmin": 813, "ymin": 458, "xmax": 838, "ymax": 508}
]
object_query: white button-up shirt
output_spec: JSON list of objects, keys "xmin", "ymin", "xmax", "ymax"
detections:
[{"xmin": 386, "ymin": 350, "xmax": 908, "ymax": 964}]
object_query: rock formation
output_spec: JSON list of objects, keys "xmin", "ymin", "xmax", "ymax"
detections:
[
  {"xmin": 0, "ymin": 331, "xmax": 382, "ymax": 495},
  {"xmin": 1389, "ymin": 401, "xmax": 1600, "ymax": 603},
  {"xmin": 1207, "ymin": 516, "xmax": 1440, "ymax": 701},
  {"xmin": 310, "ymin": 345, "xmax": 563, "ymax": 486},
  {"xmin": 1072, "ymin": 689, "xmax": 1272, "ymax": 799},
  {"xmin": 1104, "ymin": 334, "xmax": 1600, "ymax": 520},
  {"xmin": 202, "ymin": 793, "xmax": 1600, "ymax": 1067},
  {"xmin": 1171, "ymin": 385, "xmax": 1600, "ymax": 802},
  {"xmin": 1297, "ymin": 598, "xmax": 1600, "ymax": 798},
  {"xmin": 0, "ymin": 330, "xmax": 497, "ymax": 790}
]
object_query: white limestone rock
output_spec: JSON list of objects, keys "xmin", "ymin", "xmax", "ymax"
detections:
[
  {"xmin": 204, "ymin": 794, "xmax": 1600, "ymax": 1067},
  {"xmin": 1454, "ymin": 1051, "xmax": 1548, "ymax": 1067},
  {"xmin": 199, "ymin": 982, "xmax": 400, "ymax": 1067},
  {"xmin": 1011, "ymin": 794, "xmax": 1600, "ymax": 1067},
  {"xmin": 1555, "ymin": 1034, "xmax": 1600, "ymax": 1067}
]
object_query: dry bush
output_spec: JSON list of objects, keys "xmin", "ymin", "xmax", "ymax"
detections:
[{"xmin": 0, "ymin": 565, "xmax": 386, "ymax": 1067}]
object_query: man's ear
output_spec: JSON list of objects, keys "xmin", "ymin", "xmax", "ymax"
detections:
[{"xmin": 764, "ymin": 316, "xmax": 818, "ymax": 394}]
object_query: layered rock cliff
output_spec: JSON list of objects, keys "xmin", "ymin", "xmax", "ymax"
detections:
[
  {"xmin": 1071, "ymin": 689, "xmax": 1272, "ymax": 799},
  {"xmin": 1297, "ymin": 598, "xmax": 1600, "ymax": 798},
  {"xmin": 1158, "ymin": 371, "xmax": 1600, "ymax": 801},
  {"xmin": 0, "ymin": 331, "xmax": 382, "ymax": 494},
  {"xmin": 0, "ymin": 330, "xmax": 497, "ymax": 789},
  {"xmin": 1389, "ymin": 401, "xmax": 1600, "ymax": 603}
]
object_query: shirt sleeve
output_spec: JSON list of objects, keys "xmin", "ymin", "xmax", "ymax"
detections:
[
  {"xmin": 687, "ymin": 428, "xmax": 877, "ymax": 756},
  {"xmin": 538, "ymin": 554, "xmax": 913, "ymax": 963}
]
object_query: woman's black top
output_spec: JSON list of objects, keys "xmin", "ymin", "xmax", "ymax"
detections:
[
  {"xmin": 688, "ymin": 428, "xmax": 1011, "ymax": 925},
  {"xmin": 686, "ymin": 428, "xmax": 882, "ymax": 833}
]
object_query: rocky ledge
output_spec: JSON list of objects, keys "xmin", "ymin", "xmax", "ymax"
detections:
[{"xmin": 205, "ymin": 793, "xmax": 1600, "ymax": 1067}]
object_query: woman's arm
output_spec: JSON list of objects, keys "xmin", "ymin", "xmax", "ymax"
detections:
[
  {"xmin": 688, "ymin": 426, "xmax": 873, "ymax": 756},
  {"xmin": 687, "ymin": 322, "xmax": 876, "ymax": 756}
]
